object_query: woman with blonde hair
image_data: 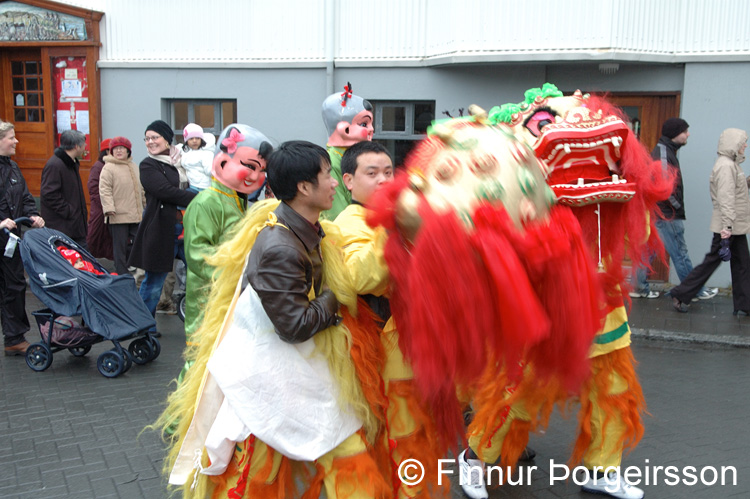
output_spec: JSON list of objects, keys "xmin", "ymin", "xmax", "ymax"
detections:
[{"xmin": 0, "ymin": 121, "xmax": 45, "ymax": 356}]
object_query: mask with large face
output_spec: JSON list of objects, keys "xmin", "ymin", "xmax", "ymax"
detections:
[
  {"xmin": 489, "ymin": 84, "xmax": 634, "ymax": 207},
  {"xmin": 213, "ymin": 124, "xmax": 273, "ymax": 194},
  {"xmin": 322, "ymin": 83, "xmax": 374, "ymax": 147}
]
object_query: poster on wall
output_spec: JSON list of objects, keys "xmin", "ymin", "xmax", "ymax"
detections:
[{"xmin": 52, "ymin": 56, "xmax": 90, "ymax": 159}]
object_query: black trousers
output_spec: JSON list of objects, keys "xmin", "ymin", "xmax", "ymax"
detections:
[
  {"xmin": 671, "ymin": 233, "xmax": 750, "ymax": 312},
  {"xmin": 0, "ymin": 247, "xmax": 30, "ymax": 346},
  {"xmin": 109, "ymin": 223, "xmax": 138, "ymax": 276}
]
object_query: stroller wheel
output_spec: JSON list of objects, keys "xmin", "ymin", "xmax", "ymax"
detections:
[
  {"xmin": 97, "ymin": 349, "xmax": 125, "ymax": 378},
  {"xmin": 177, "ymin": 295, "xmax": 186, "ymax": 322},
  {"xmin": 69, "ymin": 345, "xmax": 92, "ymax": 357},
  {"xmin": 26, "ymin": 343, "xmax": 53, "ymax": 372},
  {"xmin": 128, "ymin": 338, "xmax": 153, "ymax": 365},
  {"xmin": 147, "ymin": 335, "xmax": 161, "ymax": 361},
  {"xmin": 121, "ymin": 348, "xmax": 133, "ymax": 374}
]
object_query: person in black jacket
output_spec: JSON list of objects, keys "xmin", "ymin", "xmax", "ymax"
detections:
[
  {"xmin": 631, "ymin": 118, "xmax": 718, "ymax": 301},
  {"xmin": 40, "ymin": 129, "xmax": 88, "ymax": 249},
  {"xmin": 0, "ymin": 121, "xmax": 45, "ymax": 356},
  {"xmin": 128, "ymin": 120, "xmax": 196, "ymax": 321}
]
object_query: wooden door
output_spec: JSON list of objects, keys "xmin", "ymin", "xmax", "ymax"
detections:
[
  {"xmin": 608, "ymin": 93, "xmax": 681, "ymax": 282},
  {"xmin": 2, "ymin": 48, "xmax": 53, "ymax": 195}
]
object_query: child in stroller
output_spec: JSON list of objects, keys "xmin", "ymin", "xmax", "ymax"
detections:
[{"xmin": 13, "ymin": 219, "xmax": 160, "ymax": 378}]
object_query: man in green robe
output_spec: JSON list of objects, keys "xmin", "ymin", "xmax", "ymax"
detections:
[
  {"xmin": 183, "ymin": 124, "xmax": 273, "ymax": 347},
  {"xmin": 320, "ymin": 83, "xmax": 374, "ymax": 220}
]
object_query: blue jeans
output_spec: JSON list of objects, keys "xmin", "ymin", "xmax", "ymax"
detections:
[
  {"xmin": 139, "ymin": 271, "xmax": 169, "ymax": 317},
  {"xmin": 633, "ymin": 218, "xmax": 702, "ymax": 291},
  {"xmin": 138, "ymin": 223, "xmax": 186, "ymax": 324}
]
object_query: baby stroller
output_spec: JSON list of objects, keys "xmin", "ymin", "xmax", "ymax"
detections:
[{"xmin": 15, "ymin": 220, "xmax": 160, "ymax": 378}]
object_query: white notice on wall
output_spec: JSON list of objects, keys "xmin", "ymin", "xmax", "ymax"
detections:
[
  {"xmin": 57, "ymin": 110, "xmax": 72, "ymax": 132},
  {"xmin": 64, "ymin": 69, "xmax": 78, "ymax": 80},
  {"xmin": 62, "ymin": 79, "xmax": 82, "ymax": 98},
  {"xmin": 76, "ymin": 110, "xmax": 90, "ymax": 134}
]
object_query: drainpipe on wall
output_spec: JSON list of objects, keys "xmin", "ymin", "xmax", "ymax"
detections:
[{"xmin": 325, "ymin": 0, "xmax": 335, "ymax": 96}]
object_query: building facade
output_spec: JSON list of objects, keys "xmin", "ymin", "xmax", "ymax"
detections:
[{"xmin": 4, "ymin": 0, "xmax": 750, "ymax": 287}]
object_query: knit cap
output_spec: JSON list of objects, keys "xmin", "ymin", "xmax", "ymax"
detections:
[
  {"xmin": 662, "ymin": 118, "xmax": 689, "ymax": 139},
  {"xmin": 183, "ymin": 123, "xmax": 204, "ymax": 141},
  {"xmin": 145, "ymin": 120, "xmax": 174, "ymax": 144},
  {"xmin": 109, "ymin": 136, "xmax": 132, "ymax": 156}
]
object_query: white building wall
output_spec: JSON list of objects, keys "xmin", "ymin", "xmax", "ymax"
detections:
[
  {"xmin": 56, "ymin": 0, "xmax": 750, "ymax": 287},
  {"xmin": 57, "ymin": 0, "xmax": 750, "ymax": 65}
]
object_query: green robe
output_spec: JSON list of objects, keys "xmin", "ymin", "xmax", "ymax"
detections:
[
  {"xmin": 321, "ymin": 145, "xmax": 351, "ymax": 221},
  {"xmin": 183, "ymin": 179, "xmax": 246, "ymax": 342}
]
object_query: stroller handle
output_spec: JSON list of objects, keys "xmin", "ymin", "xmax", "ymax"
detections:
[{"xmin": 2, "ymin": 216, "xmax": 34, "ymax": 235}]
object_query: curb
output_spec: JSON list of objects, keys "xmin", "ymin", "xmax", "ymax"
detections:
[{"xmin": 631, "ymin": 327, "xmax": 750, "ymax": 348}]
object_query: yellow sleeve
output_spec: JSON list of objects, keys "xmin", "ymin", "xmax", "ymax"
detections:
[{"xmin": 335, "ymin": 207, "xmax": 390, "ymax": 297}]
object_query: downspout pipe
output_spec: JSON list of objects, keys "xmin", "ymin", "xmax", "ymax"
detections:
[{"xmin": 325, "ymin": 0, "xmax": 335, "ymax": 95}]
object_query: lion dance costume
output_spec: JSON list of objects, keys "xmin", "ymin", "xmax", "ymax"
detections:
[
  {"xmin": 456, "ymin": 84, "xmax": 672, "ymax": 498},
  {"xmin": 366, "ymin": 105, "xmax": 605, "ymax": 453}
]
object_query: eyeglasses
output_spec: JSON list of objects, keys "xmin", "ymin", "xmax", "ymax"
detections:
[{"xmin": 144, "ymin": 135, "xmax": 162, "ymax": 143}]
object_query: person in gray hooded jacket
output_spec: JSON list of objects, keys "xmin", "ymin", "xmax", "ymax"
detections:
[{"xmin": 671, "ymin": 128, "xmax": 750, "ymax": 315}]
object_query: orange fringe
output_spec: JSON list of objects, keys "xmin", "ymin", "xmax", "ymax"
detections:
[
  {"xmin": 302, "ymin": 447, "xmax": 393, "ymax": 499},
  {"xmin": 342, "ymin": 299, "xmax": 389, "ymax": 427},
  {"xmin": 388, "ymin": 380, "xmax": 451, "ymax": 498},
  {"xmin": 469, "ymin": 359, "xmax": 565, "ymax": 466},
  {"xmin": 569, "ymin": 347, "xmax": 646, "ymax": 468},
  {"xmin": 498, "ymin": 420, "xmax": 532, "ymax": 469},
  {"xmin": 301, "ymin": 463, "xmax": 326, "ymax": 499},
  {"xmin": 342, "ymin": 299, "xmax": 398, "ymax": 489},
  {"xmin": 210, "ymin": 439, "xmax": 294, "ymax": 499}
]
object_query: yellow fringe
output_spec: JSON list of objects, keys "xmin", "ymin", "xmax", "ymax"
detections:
[
  {"xmin": 153, "ymin": 199, "xmax": 376, "ymax": 496},
  {"xmin": 569, "ymin": 347, "xmax": 646, "ymax": 468}
]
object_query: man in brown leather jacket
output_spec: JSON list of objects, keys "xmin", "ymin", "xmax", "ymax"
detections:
[{"xmin": 245, "ymin": 140, "xmax": 342, "ymax": 341}]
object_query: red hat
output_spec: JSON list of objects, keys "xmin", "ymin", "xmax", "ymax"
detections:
[
  {"xmin": 100, "ymin": 138, "xmax": 111, "ymax": 151},
  {"xmin": 109, "ymin": 136, "xmax": 132, "ymax": 156}
]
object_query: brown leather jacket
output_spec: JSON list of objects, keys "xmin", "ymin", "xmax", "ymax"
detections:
[{"xmin": 245, "ymin": 202, "xmax": 339, "ymax": 343}]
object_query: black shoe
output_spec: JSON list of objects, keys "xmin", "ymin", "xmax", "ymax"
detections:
[
  {"xmin": 520, "ymin": 446, "xmax": 536, "ymax": 461},
  {"xmin": 672, "ymin": 297, "xmax": 689, "ymax": 313}
]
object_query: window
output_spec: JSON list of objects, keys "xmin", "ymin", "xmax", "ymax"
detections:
[
  {"xmin": 371, "ymin": 100, "xmax": 435, "ymax": 167},
  {"xmin": 11, "ymin": 59, "xmax": 44, "ymax": 122},
  {"xmin": 166, "ymin": 99, "xmax": 237, "ymax": 143}
]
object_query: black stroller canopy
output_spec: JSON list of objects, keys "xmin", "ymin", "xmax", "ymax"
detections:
[{"xmin": 19, "ymin": 228, "xmax": 155, "ymax": 340}]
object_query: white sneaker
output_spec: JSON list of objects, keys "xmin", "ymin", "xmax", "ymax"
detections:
[
  {"xmin": 581, "ymin": 470, "xmax": 644, "ymax": 499},
  {"xmin": 693, "ymin": 287, "xmax": 719, "ymax": 301},
  {"xmin": 629, "ymin": 290, "xmax": 659, "ymax": 299},
  {"xmin": 458, "ymin": 449, "xmax": 488, "ymax": 499}
]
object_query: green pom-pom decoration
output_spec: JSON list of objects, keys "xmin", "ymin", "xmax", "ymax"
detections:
[
  {"xmin": 488, "ymin": 103, "xmax": 521, "ymax": 125},
  {"xmin": 488, "ymin": 83, "xmax": 564, "ymax": 125}
]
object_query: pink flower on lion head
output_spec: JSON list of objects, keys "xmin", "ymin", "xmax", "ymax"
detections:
[{"xmin": 221, "ymin": 128, "xmax": 245, "ymax": 154}]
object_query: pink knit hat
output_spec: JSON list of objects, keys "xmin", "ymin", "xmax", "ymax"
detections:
[{"xmin": 183, "ymin": 123, "xmax": 204, "ymax": 141}]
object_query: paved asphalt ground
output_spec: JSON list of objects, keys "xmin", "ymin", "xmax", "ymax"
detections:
[{"xmin": 0, "ymin": 287, "xmax": 748, "ymax": 498}]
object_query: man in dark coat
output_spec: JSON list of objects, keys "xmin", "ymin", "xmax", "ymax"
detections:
[
  {"xmin": 0, "ymin": 121, "xmax": 45, "ymax": 356},
  {"xmin": 40, "ymin": 130, "xmax": 89, "ymax": 248},
  {"xmin": 631, "ymin": 118, "xmax": 717, "ymax": 300}
]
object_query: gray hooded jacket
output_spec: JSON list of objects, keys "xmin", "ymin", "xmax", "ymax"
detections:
[{"xmin": 710, "ymin": 128, "xmax": 750, "ymax": 235}]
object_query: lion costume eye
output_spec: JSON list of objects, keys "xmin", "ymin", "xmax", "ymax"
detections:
[{"xmin": 524, "ymin": 108, "xmax": 557, "ymax": 137}]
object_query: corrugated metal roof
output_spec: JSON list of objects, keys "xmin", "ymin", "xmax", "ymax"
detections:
[{"xmin": 50, "ymin": 0, "xmax": 750, "ymax": 65}]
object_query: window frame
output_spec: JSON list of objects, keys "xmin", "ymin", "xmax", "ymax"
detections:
[
  {"xmin": 372, "ymin": 100, "xmax": 435, "ymax": 141},
  {"xmin": 165, "ymin": 98, "xmax": 237, "ymax": 139}
]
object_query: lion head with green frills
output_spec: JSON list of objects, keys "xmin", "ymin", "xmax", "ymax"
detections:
[{"xmin": 488, "ymin": 83, "xmax": 636, "ymax": 207}]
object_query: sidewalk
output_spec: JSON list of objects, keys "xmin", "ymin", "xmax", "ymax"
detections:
[{"xmin": 628, "ymin": 288, "xmax": 750, "ymax": 348}]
